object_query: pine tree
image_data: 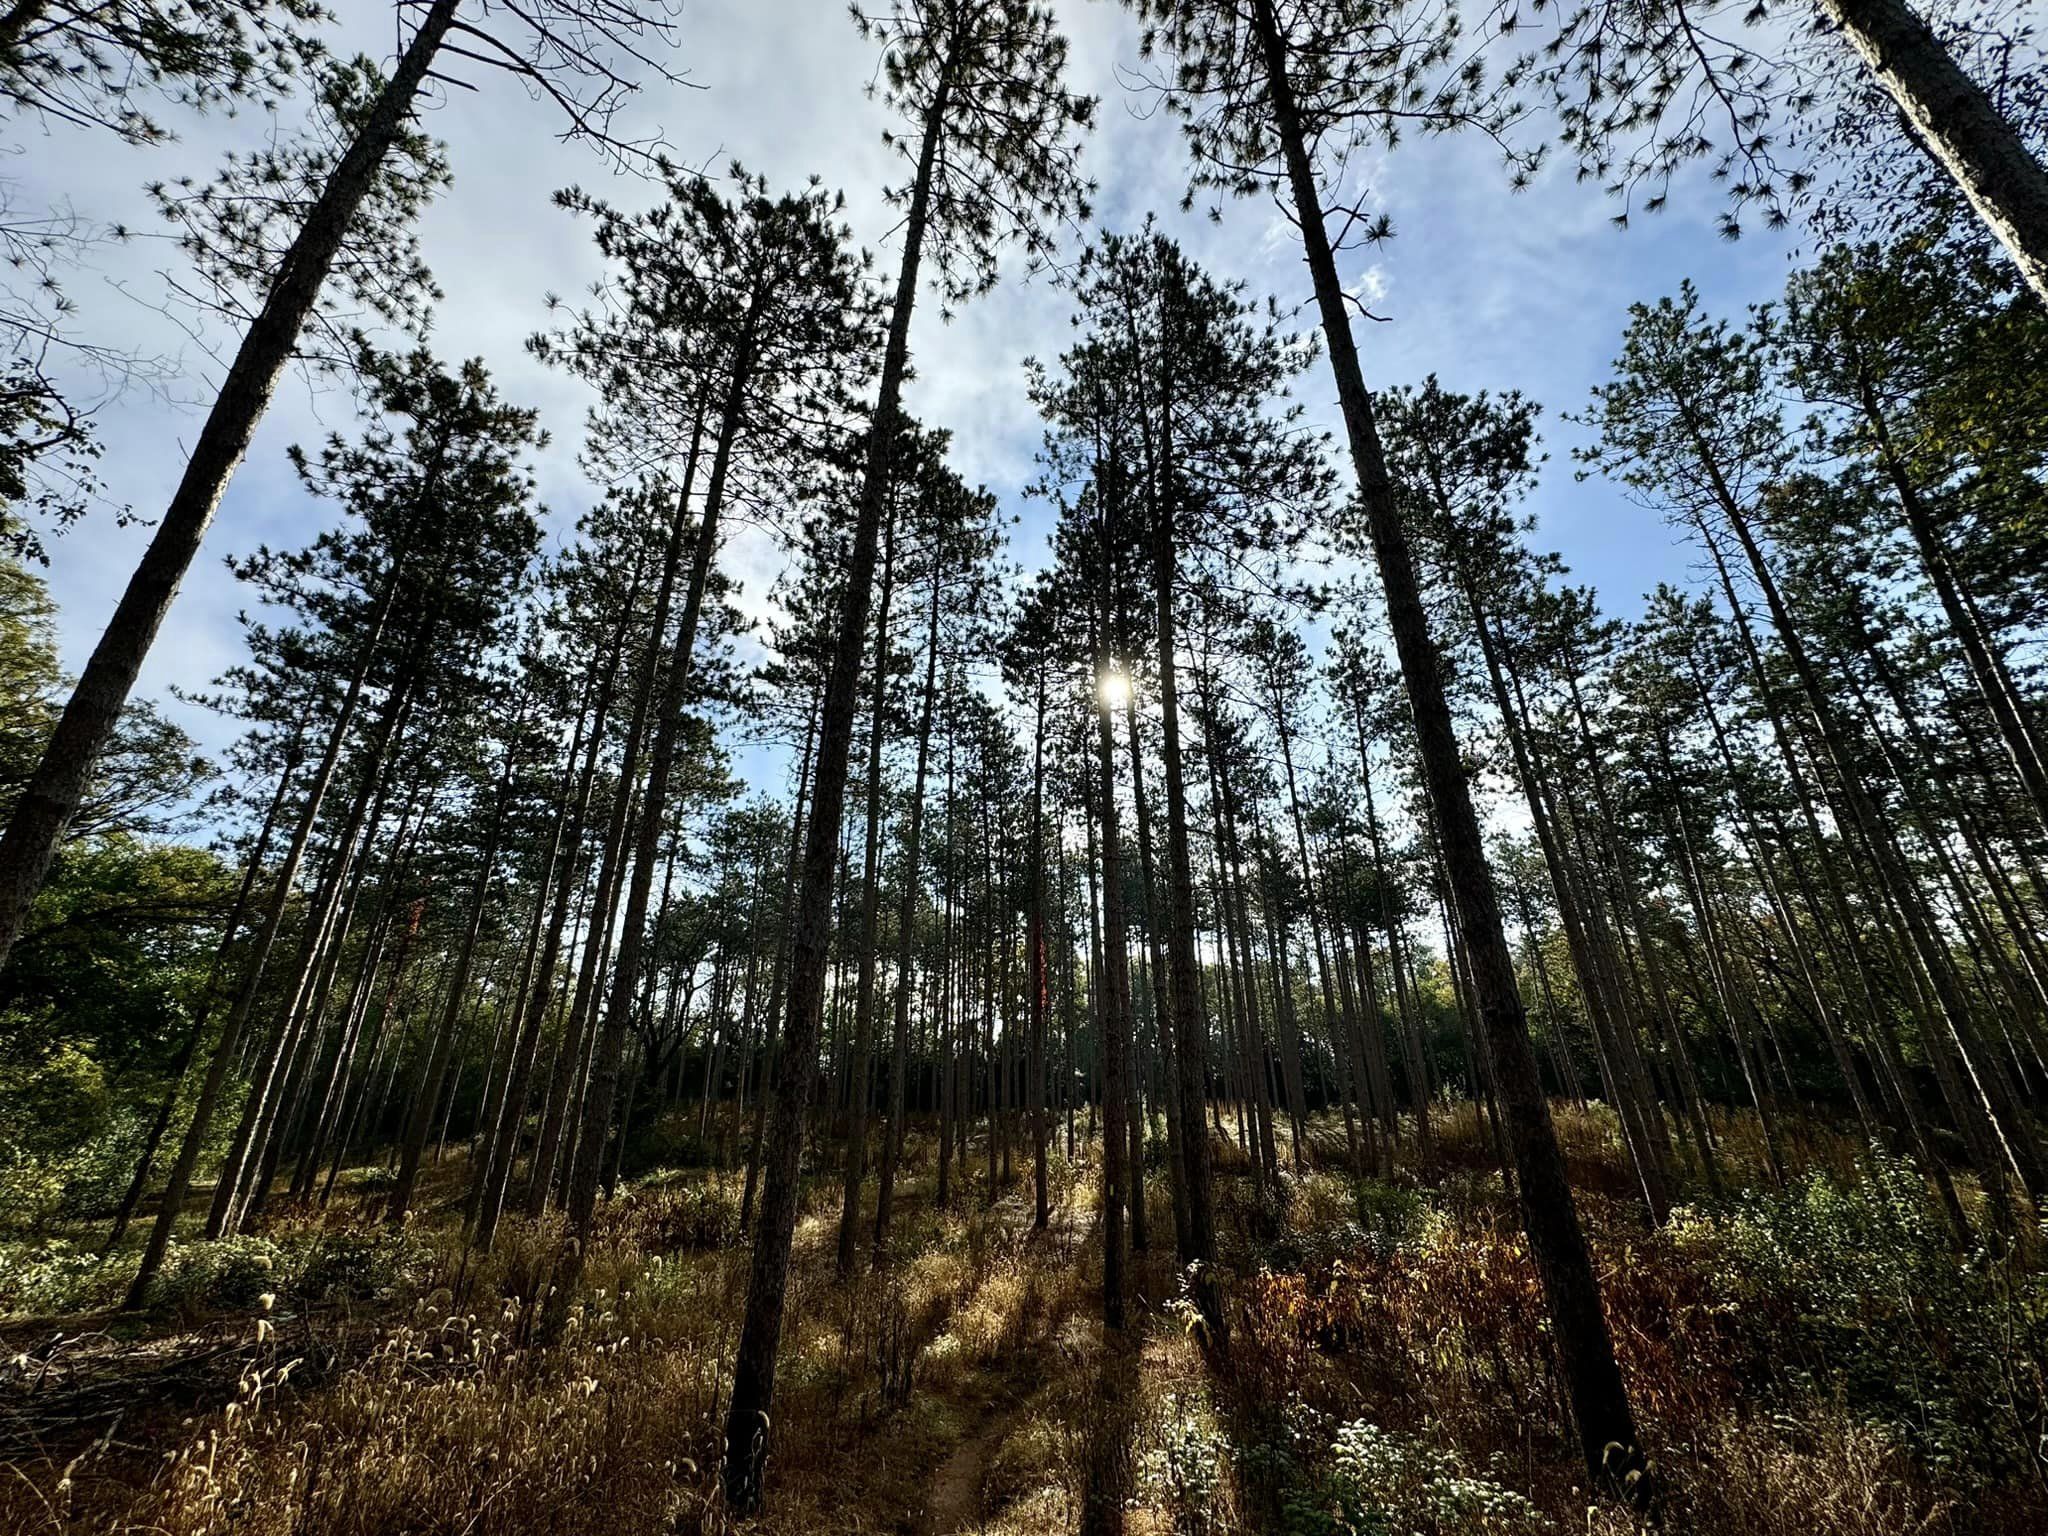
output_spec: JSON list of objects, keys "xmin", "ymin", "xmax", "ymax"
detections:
[
  {"xmin": 127, "ymin": 348, "xmax": 541, "ymax": 1303},
  {"xmin": 1532, "ymin": 0, "xmax": 2048, "ymax": 299},
  {"xmin": 721, "ymin": 1, "xmax": 1091, "ymax": 1507},
  {"xmin": 0, "ymin": 0, "xmax": 683, "ymax": 976},
  {"xmin": 1134, "ymin": 0, "xmax": 1646, "ymax": 1489}
]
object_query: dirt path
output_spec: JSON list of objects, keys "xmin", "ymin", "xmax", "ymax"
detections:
[{"xmin": 923, "ymin": 1399, "xmax": 1019, "ymax": 1535}]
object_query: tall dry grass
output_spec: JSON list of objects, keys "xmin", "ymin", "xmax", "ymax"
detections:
[{"xmin": 2, "ymin": 1109, "xmax": 2040, "ymax": 1536}]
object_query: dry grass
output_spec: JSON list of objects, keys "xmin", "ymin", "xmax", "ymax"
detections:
[{"xmin": 2, "ymin": 1108, "xmax": 2040, "ymax": 1536}]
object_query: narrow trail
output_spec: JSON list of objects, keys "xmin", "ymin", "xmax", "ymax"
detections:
[
  {"xmin": 921, "ymin": 1397, "xmax": 1020, "ymax": 1535},
  {"xmin": 913, "ymin": 1161, "xmax": 1094, "ymax": 1534}
]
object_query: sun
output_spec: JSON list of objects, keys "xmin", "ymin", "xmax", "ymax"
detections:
[{"xmin": 1097, "ymin": 666, "xmax": 1131, "ymax": 709}]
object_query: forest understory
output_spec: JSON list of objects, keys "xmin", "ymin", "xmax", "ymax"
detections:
[
  {"xmin": 5, "ymin": 1099, "xmax": 2044, "ymax": 1536},
  {"xmin": 3, "ymin": 0, "xmax": 2047, "ymax": 1533}
]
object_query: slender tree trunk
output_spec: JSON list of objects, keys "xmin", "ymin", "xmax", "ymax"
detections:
[
  {"xmin": 1656, "ymin": 734, "xmax": 1789, "ymax": 1186},
  {"xmin": 837, "ymin": 517, "xmax": 897, "ymax": 1274},
  {"xmin": 297, "ymin": 794, "xmax": 425, "ymax": 1198},
  {"xmin": 1028, "ymin": 662, "xmax": 1051, "ymax": 1232},
  {"xmin": 1711, "ymin": 477, "xmax": 2047, "ymax": 1200},
  {"xmin": 745, "ymin": 692, "xmax": 820, "ymax": 1231},
  {"xmin": 1858, "ymin": 390, "xmax": 2048, "ymax": 829},
  {"xmin": 1092, "ymin": 649, "xmax": 1133, "ymax": 1331},
  {"xmin": 0, "ymin": 0, "xmax": 463, "ymax": 970},
  {"xmin": 1124, "ymin": 693, "xmax": 1186, "ymax": 1254},
  {"xmin": 1273, "ymin": 698, "xmax": 1360, "ymax": 1175},
  {"xmin": 388, "ymin": 721, "xmax": 522, "ymax": 1225},
  {"xmin": 472, "ymin": 619, "xmax": 621, "ymax": 1247},
  {"xmin": 1146, "ymin": 458, "xmax": 1220, "ymax": 1322},
  {"xmin": 1249, "ymin": 0, "xmax": 1640, "ymax": 1482},
  {"xmin": 532, "ymin": 472, "xmax": 704, "ymax": 1219},
  {"xmin": 722, "ymin": 53, "xmax": 952, "ymax": 1510},
  {"xmin": 105, "ymin": 739, "xmax": 299, "ymax": 1250},
  {"xmin": 1815, "ymin": 0, "xmax": 2048, "ymax": 302},
  {"xmin": 126, "ymin": 575, "xmax": 408, "ymax": 1297},
  {"xmin": 561, "ymin": 342, "xmax": 743, "ymax": 1277},
  {"xmin": 216, "ymin": 659, "xmax": 418, "ymax": 1237},
  {"xmin": 868, "ymin": 548, "xmax": 937, "ymax": 1253}
]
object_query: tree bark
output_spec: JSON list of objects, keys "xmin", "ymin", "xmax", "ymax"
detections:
[
  {"xmin": 1248, "ymin": 0, "xmax": 1641, "ymax": 1483},
  {"xmin": 105, "ymin": 736, "xmax": 300, "ymax": 1250},
  {"xmin": 1090, "ymin": 644, "xmax": 1133, "ymax": 1330},
  {"xmin": 1816, "ymin": 0, "xmax": 2048, "ymax": 303},
  {"xmin": 721, "ymin": 51, "xmax": 951, "ymax": 1510},
  {"xmin": 562, "ymin": 333, "xmax": 745, "ymax": 1266},
  {"xmin": 837, "ymin": 516, "xmax": 897, "ymax": 1274},
  {"xmin": 388, "ymin": 718, "xmax": 522, "ymax": 1225}
]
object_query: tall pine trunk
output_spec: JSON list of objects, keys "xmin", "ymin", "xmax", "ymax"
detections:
[
  {"xmin": 1815, "ymin": 0, "xmax": 2048, "ymax": 302},
  {"xmin": 474, "ymin": 596, "xmax": 630, "ymax": 1249},
  {"xmin": 1247, "ymin": 0, "xmax": 1641, "ymax": 1484},
  {"xmin": 1027, "ymin": 662, "xmax": 1051, "ymax": 1232},
  {"xmin": 837, "ymin": 518, "xmax": 897, "ymax": 1274},
  {"xmin": 0, "ymin": 0, "xmax": 463, "ymax": 970},
  {"xmin": 105, "ymin": 737, "xmax": 300, "ymax": 1250},
  {"xmin": 557, "ymin": 404, "xmax": 730, "ymax": 1272},
  {"xmin": 388, "ymin": 722, "xmax": 521, "ymax": 1225},
  {"xmin": 721, "ymin": 57, "xmax": 951, "ymax": 1511},
  {"xmin": 1147, "ymin": 444, "xmax": 1221, "ymax": 1327}
]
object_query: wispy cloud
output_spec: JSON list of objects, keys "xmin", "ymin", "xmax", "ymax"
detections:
[{"xmin": 13, "ymin": 0, "xmax": 1799, "ymax": 781}]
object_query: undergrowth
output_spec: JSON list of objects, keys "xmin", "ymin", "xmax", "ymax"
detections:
[{"xmin": 0, "ymin": 1113, "xmax": 2040, "ymax": 1536}]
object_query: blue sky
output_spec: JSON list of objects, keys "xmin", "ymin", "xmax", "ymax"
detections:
[{"xmin": 15, "ymin": 0, "xmax": 1802, "ymax": 803}]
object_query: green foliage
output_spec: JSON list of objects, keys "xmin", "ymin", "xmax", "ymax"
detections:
[
  {"xmin": 851, "ymin": 0, "xmax": 1096, "ymax": 311},
  {"xmin": 0, "ymin": 1105, "xmax": 142, "ymax": 1233},
  {"xmin": 0, "ymin": 1236, "xmax": 134, "ymax": 1315},
  {"xmin": 0, "ymin": 0, "xmax": 325, "ymax": 144},
  {"xmin": 1317, "ymin": 1420, "xmax": 1548, "ymax": 1535},
  {"xmin": 2, "ymin": 1219, "xmax": 435, "ymax": 1320},
  {"xmin": 1351, "ymin": 1177, "xmax": 1426, "ymax": 1257},
  {"xmin": 137, "ymin": 1226, "xmax": 433, "ymax": 1317},
  {"xmin": 0, "ymin": 388, "xmax": 108, "ymax": 565},
  {"xmin": 607, "ymin": 1177, "xmax": 746, "ymax": 1252},
  {"xmin": 0, "ymin": 558, "xmax": 224, "ymax": 1206},
  {"xmin": 0, "ymin": 831, "xmax": 234, "ymax": 1232},
  {"xmin": 1142, "ymin": 1390, "xmax": 1229, "ymax": 1536},
  {"xmin": 293, "ymin": 1228, "xmax": 433, "ymax": 1304},
  {"xmin": 144, "ymin": 1233, "xmax": 289, "ymax": 1315},
  {"xmin": 149, "ymin": 53, "xmax": 451, "ymax": 360},
  {"xmin": 0, "ymin": 556, "xmax": 213, "ymax": 839},
  {"xmin": 1668, "ymin": 1152, "xmax": 2048, "ymax": 1484},
  {"xmin": 619, "ymin": 1108, "xmax": 719, "ymax": 1176},
  {"xmin": 1261, "ymin": 1405, "xmax": 1548, "ymax": 1536}
]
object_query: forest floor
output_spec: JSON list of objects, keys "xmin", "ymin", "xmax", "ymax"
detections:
[{"xmin": 2, "ymin": 1103, "xmax": 2045, "ymax": 1535}]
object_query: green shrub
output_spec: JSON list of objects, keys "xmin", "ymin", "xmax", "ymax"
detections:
[
  {"xmin": 0, "ymin": 1237, "xmax": 131, "ymax": 1316},
  {"xmin": 1666, "ymin": 1150, "xmax": 2048, "ymax": 1485},
  {"xmin": 1276, "ymin": 1410, "xmax": 1548, "ymax": 1535},
  {"xmin": 0, "ymin": 1046, "xmax": 160, "ymax": 1232},
  {"xmin": 621, "ymin": 1108, "xmax": 718, "ymax": 1175},
  {"xmin": 1351, "ymin": 1178, "xmax": 1425, "ymax": 1257},
  {"xmin": 143, "ymin": 1234, "xmax": 290, "ymax": 1316},
  {"xmin": 297, "ymin": 1228, "xmax": 432, "ymax": 1303},
  {"xmin": 1141, "ymin": 1390, "xmax": 1229, "ymax": 1536}
]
